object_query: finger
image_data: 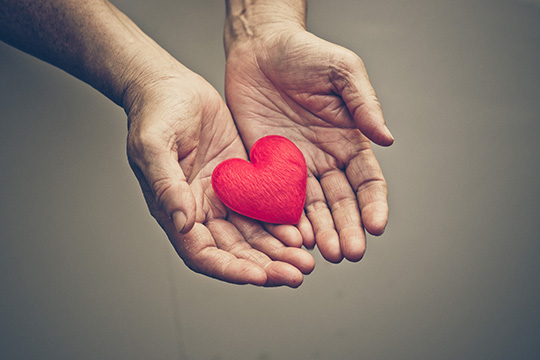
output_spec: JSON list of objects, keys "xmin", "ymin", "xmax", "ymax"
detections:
[
  {"xmin": 207, "ymin": 218, "xmax": 272, "ymax": 263},
  {"xmin": 346, "ymin": 148, "xmax": 389, "ymax": 236},
  {"xmin": 146, "ymin": 156, "xmax": 196, "ymax": 233},
  {"xmin": 320, "ymin": 170, "xmax": 366, "ymax": 262},
  {"xmin": 208, "ymin": 217, "xmax": 305, "ymax": 287},
  {"xmin": 263, "ymin": 223, "xmax": 303, "ymax": 248},
  {"xmin": 230, "ymin": 213, "xmax": 314, "ymax": 278},
  {"xmin": 304, "ymin": 174, "xmax": 343, "ymax": 263},
  {"xmin": 128, "ymin": 136, "xmax": 196, "ymax": 234},
  {"xmin": 263, "ymin": 262, "xmax": 305, "ymax": 288},
  {"xmin": 168, "ymin": 222, "xmax": 268, "ymax": 286},
  {"xmin": 331, "ymin": 52, "xmax": 394, "ymax": 146},
  {"xmin": 297, "ymin": 212, "xmax": 315, "ymax": 249}
]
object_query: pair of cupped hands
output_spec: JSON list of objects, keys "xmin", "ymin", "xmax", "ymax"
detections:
[{"xmin": 125, "ymin": 28, "xmax": 394, "ymax": 288}]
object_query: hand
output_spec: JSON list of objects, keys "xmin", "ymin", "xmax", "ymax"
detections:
[
  {"xmin": 225, "ymin": 29, "xmax": 393, "ymax": 263},
  {"xmin": 0, "ymin": 0, "xmax": 314, "ymax": 286},
  {"xmin": 124, "ymin": 63, "xmax": 314, "ymax": 287}
]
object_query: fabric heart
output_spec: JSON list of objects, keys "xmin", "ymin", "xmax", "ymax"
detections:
[{"xmin": 211, "ymin": 135, "xmax": 307, "ymax": 225}]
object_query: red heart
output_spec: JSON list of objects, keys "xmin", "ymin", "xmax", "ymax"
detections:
[{"xmin": 211, "ymin": 135, "xmax": 307, "ymax": 225}]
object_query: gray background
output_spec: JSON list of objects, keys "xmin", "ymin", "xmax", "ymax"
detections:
[{"xmin": 1, "ymin": 0, "xmax": 539, "ymax": 359}]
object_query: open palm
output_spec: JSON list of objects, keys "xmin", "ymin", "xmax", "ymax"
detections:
[
  {"xmin": 226, "ymin": 31, "xmax": 393, "ymax": 263},
  {"xmin": 125, "ymin": 69, "xmax": 313, "ymax": 286}
]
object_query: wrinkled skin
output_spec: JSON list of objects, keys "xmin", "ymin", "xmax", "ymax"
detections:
[
  {"xmin": 226, "ymin": 30, "xmax": 393, "ymax": 263},
  {"xmin": 125, "ymin": 66, "xmax": 314, "ymax": 287}
]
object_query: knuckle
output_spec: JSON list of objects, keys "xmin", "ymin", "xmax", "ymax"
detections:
[
  {"xmin": 305, "ymin": 199, "xmax": 329, "ymax": 215},
  {"xmin": 356, "ymin": 178, "xmax": 388, "ymax": 202},
  {"xmin": 329, "ymin": 49, "xmax": 365, "ymax": 87},
  {"xmin": 331, "ymin": 197, "xmax": 358, "ymax": 212},
  {"xmin": 126, "ymin": 125, "xmax": 167, "ymax": 169},
  {"xmin": 127, "ymin": 126, "xmax": 153, "ymax": 154}
]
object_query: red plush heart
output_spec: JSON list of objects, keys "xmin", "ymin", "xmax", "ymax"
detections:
[{"xmin": 211, "ymin": 135, "xmax": 307, "ymax": 225}]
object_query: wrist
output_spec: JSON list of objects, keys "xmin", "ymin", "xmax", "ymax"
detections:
[
  {"xmin": 119, "ymin": 52, "xmax": 191, "ymax": 118},
  {"xmin": 224, "ymin": 0, "xmax": 306, "ymax": 55},
  {"xmin": 90, "ymin": 4, "xmax": 190, "ymax": 108}
]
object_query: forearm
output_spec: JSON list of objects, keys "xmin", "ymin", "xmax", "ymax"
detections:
[
  {"xmin": 0, "ymin": 0, "xmax": 181, "ymax": 106},
  {"xmin": 224, "ymin": 0, "xmax": 307, "ymax": 53}
]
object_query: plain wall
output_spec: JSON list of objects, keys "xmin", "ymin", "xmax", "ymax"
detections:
[{"xmin": 1, "ymin": 0, "xmax": 539, "ymax": 359}]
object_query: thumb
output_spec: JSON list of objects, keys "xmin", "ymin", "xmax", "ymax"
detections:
[
  {"xmin": 128, "ymin": 140, "xmax": 197, "ymax": 234},
  {"xmin": 332, "ymin": 54, "xmax": 394, "ymax": 146}
]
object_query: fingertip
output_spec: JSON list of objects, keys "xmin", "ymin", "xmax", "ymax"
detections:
[
  {"xmin": 297, "ymin": 215, "xmax": 315, "ymax": 249},
  {"xmin": 264, "ymin": 223, "xmax": 303, "ymax": 247},
  {"xmin": 172, "ymin": 211, "xmax": 187, "ymax": 233},
  {"xmin": 317, "ymin": 230, "xmax": 344, "ymax": 263},
  {"xmin": 343, "ymin": 236, "xmax": 366, "ymax": 262},
  {"xmin": 369, "ymin": 124, "xmax": 395, "ymax": 147},
  {"xmin": 382, "ymin": 125, "xmax": 395, "ymax": 144},
  {"xmin": 345, "ymin": 251, "xmax": 365, "ymax": 263},
  {"xmin": 278, "ymin": 248, "xmax": 315, "ymax": 275},
  {"xmin": 288, "ymin": 277, "xmax": 304, "ymax": 289},
  {"xmin": 324, "ymin": 252, "xmax": 344, "ymax": 264},
  {"xmin": 365, "ymin": 221, "xmax": 387, "ymax": 236},
  {"xmin": 264, "ymin": 262, "xmax": 304, "ymax": 288},
  {"xmin": 362, "ymin": 203, "xmax": 389, "ymax": 236},
  {"xmin": 299, "ymin": 251, "xmax": 315, "ymax": 275}
]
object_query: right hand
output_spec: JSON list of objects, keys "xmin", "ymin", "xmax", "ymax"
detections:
[
  {"xmin": 123, "ymin": 62, "xmax": 314, "ymax": 287},
  {"xmin": 225, "ymin": 30, "xmax": 392, "ymax": 263}
]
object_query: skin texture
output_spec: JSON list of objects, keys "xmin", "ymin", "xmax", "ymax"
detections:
[
  {"xmin": 124, "ymin": 67, "xmax": 315, "ymax": 287},
  {"xmin": 225, "ymin": 1, "xmax": 394, "ymax": 263},
  {"xmin": 0, "ymin": 0, "xmax": 315, "ymax": 287},
  {"xmin": 1, "ymin": 0, "xmax": 392, "ymax": 286}
]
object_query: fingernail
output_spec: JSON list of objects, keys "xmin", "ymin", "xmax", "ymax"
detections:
[{"xmin": 172, "ymin": 211, "xmax": 187, "ymax": 233}]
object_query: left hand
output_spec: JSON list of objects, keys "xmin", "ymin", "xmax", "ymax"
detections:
[
  {"xmin": 225, "ymin": 29, "xmax": 394, "ymax": 263},
  {"xmin": 124, "ymin": 64, "xmax": 314, "ymax": 287}
]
